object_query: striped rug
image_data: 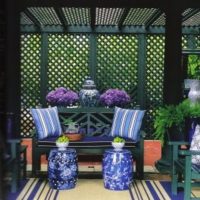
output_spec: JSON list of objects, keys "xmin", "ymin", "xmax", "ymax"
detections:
[{"xmin": 6, "ymin": 178, "xmax": 200, "ymax": 200}]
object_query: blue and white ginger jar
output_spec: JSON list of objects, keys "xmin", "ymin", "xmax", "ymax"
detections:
[{"xmin": 79, "ymin": 77, "xmax": 100, "ymax": 107}]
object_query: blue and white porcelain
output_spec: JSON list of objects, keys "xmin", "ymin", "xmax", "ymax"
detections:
[
  {"xmin": 48, "ymin": 148, "xmax": 78, "ymax": 190},
  {"xmin": 102, "ymin": 149, "xmax": 133, "ymax": 190},
  {"xmin": 79, "ymin": 77, "xmax": 100, "ymax": 107}
]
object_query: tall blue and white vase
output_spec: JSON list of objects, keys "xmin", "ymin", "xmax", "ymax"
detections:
[
  {"xmin": 102, "ymin": 149, "xmax": 133, "ymax": 190},
  {"xmin": 48, "ymin": 148, "xmax": 78, "ymax": 190},
  {"xmin": 79, "ymin": 77, "xmax": 100, "ymax": 107}
]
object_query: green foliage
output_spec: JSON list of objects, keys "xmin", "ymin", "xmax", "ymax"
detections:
[
  {"xmin": 187, "ymin": 55, "xmax": 200, "ymax": 79},
  {"xmin": 154, "ymin": 99, "xmax": 200, "ymax": 145},
  {"xmin": 113, "ymin": 137, "xmax": 125, "ymax": 143},
  {"xmin": 62, "ymin": 118, "xmax": 77, "ymax": 126},
  {"xmin": 153, "ymin": 104, "xmax": 186, "ymax": 145},
  {"xmin": 180, "ymin": 99, "xmax": 200, "ymax": 118}
]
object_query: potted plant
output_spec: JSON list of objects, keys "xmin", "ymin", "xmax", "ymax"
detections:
[
  {"xmin": 56, "ymin": 135, "xmax": 69, "ymax": 150},
  {"xmin": 112, "ymin": 137, "xmax": 125, "ymax": 151},
  {"xmin": 62, "ymin": 119, "xmax": 83, "ymax": 141},
  {"xmin": 181, "ymin": 99, "xmax": 200, "ymax": 143},
  {"xmin": 100, "ymin": 89, "xmax": 130, "ymax": 107},
  {"xmin": 46, "ymin": 87, "xmax": 79, "ymax": 107},
  {"xmin": 153, "ymin": 103, "xmax": 187, "ymax": 146}
]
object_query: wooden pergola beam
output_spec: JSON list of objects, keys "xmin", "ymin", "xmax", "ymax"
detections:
[
  {"xmin": 118, "ymin": 8, "xmax": 130, "ymax": 29},
  {"xmin": 54, "ymin": 7, "xmax": 68, "ymax": 31},
  {"xmin": 145, "ymin": 9, "xmax": 163, "ymax": 29},
  {"xmin": 23, "ymin": 9, "xmax": 41, "ymax": 30},
  {"xmin": 182, "ymin": 8, "xmax": 200, "ymax": 22},
  {"xmin": 90, "ymin": 7, "xmax": 96, "ymax": 29}
]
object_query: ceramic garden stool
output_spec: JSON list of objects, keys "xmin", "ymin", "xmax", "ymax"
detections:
[
  {"xmin": 102, "ymin": 149, "xmax": 133, "ymax": 190},
  {"xmin": 48, "ymin": 148, "xmax": 78, "ymax": 190}
]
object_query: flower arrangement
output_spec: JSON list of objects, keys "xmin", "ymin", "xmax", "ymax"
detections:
[
  {"xmin": 46, "ymin": 87, "xmax": 79, "ymax": 106},
  {"xmin": 100, "ymin": 89, "xmax": 130, "ymax": 107}
]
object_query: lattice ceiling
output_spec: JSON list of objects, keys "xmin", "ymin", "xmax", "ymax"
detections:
[{"xmin": 20, "ymin": 7, "xmax": 200, "ymax": 28}]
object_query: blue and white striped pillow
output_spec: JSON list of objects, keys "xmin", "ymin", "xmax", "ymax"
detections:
[
  {"xmin": 31, "ymin": 107, "xmax": 62, "ymax": 140},
  {"xmin": 110, "ymin": 107, "xmax": 145, "ymax": 142}
]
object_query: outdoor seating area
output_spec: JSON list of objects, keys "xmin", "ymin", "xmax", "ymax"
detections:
[{"xmin": 1, "ymin": 0, "xmax": 200, "ymax": 199}]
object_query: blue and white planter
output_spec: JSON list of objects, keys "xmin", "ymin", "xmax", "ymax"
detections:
[
  {"xmin": 102, "ymin": 149, "xmax": 133, "ymax": 190},
  {"xmin": 48, "ymin": 148, "xmax": 78, "ymax": 190}
]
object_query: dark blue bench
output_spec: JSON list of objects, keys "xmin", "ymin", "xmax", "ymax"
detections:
[{"xmin": 32, "ymin": 107, "xmax": 145, "ymax": 179}]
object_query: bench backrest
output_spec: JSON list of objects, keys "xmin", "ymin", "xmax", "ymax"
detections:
[{"xmin": 58, "ymin": 107, "xmax": 114, "ymax": 136}]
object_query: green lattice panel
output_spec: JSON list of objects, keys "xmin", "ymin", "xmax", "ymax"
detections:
[
  {"xmin": 96, "ymin": 35, "xmax": 138, "ymax": 106},
  {"xmin": 146, "ymin": 35, "xmax": 165, "ymax": 138},
  {"xmin": 20, "ymin": 34, "xmax": 41, "ymax": 137},
  {"xmin": 47, "ymin": 34, "xmax": 90, "ymax": 93},
  {"xmin": 194, "ymin": 35, "xmax": 200, "ymax": 49},
  {"xmin": 182, "ymin": 35, "xmax": 189, "ymax": 49}
]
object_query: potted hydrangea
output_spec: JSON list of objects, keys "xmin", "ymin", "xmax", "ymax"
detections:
[
  {"xmin": 100, "ymin": 89, "xmax": 130, "ymax": 107},
  {"xmin": 46, "ymin": 87, "xmax": 79, "ymax": 106}
]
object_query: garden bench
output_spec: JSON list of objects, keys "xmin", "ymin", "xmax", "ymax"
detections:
[{"xmin": 32, "ymin": 107, "xmax": 145, "ymax": 179}]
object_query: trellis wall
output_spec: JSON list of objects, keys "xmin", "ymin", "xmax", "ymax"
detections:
[{"xmin": 20, "ymin": 33, "xmax": 197, "ymax": 138}]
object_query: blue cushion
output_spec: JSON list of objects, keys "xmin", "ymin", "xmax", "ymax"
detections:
[
  {"xmin": 31, "ymin": 107, "xmax": 62, "ymax": 140},
  {"xmin": 110, "ymin": 107, "xmax": 145, "ymax": 142}
]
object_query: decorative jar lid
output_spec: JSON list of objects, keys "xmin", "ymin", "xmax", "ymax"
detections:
[{"xmin": 82, "ymin": 77, "xmax": 96, "ymax": 89}]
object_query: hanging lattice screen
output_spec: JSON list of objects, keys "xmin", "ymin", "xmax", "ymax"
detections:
[
  {"xmin": 96, "ymin": 35, "xmax": 138, "ymax": 106},
  {"xmin": 47, "ymin": 34, "xmax": 90, "ymax": 92},
  {"xmin": 145, "ymin": 35, "xmax": 165, "ymax": 138},
  {"xmin": 20, "ymin": 34, "xmax": 41, "ymax": 137}
]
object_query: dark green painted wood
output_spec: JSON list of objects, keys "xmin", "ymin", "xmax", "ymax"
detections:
[
  {"xmin": 20, "ymin": 25, "xmax": 200, "ymax": 35},
  {"xmin": 89, "ymin": 34, "xmax": 97, "ymax": 81},
  {"xmin": 187, "ymin": 35, "xmax": 196, "ymax": 49},
  {"xmin": 23, "ymin": 9, "xmax": 41, "ymax": 30},
  {"xmin": 21, "ymin": 25, "xmax": 166, "ymax": 34},
  {"xmin": 90, "ymin": 7, "xmax": 96, "ymax": 29},
  {"xmin": 58, "ymin": 107, "xmax": 114, "ymax": 113},
  {"xmin": 54, "ymin": 8, "xmax": 68, "ymax": 31},
  {"xmin": 169, "ymin": 141, "xmax": 200, "ymax": 200},
  {"xmin": 145, "ymin": 9, "xmax": 163, "ymax": 29},
  {"xmin": 182, "ymin": 8, "xmax": 200, "ymax": 22},
  {"xmin": 163, "ymin": 8, "xmax": 183, "ymax": 104},
  {"xmin": 137, "ymin": 34, "xmax": 147, "ymax": 109},
  {"xmin": 182, "ymin": 49, "xmax": 200, "ymax": 54},
  {"xmin": 118, "ymin": 8, "xmax": 130, "ymax": 29},
  {"xmin": 5, "ymin": 0, "xmax": 21, "ymax": 137},
  {"xmin": 40, "ymin": 33, "xmax": 48, "ymax": 107}
]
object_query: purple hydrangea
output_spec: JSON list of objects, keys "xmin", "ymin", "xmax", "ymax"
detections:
[
  {"xmin": 46, "ymin": 87, "xmax": 79, "ymax": 106},
  {"xmin": 100, "ymin": 89, "xmax": 131, "ymax": 107}
]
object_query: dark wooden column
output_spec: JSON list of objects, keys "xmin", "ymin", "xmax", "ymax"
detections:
[
  {"xmin": 163, "ymin": 7, "xmax": 183, "ymax": 105},
  {"xmin": 5, "ymin": 0, "xmax": 21, "ymax": 138}
]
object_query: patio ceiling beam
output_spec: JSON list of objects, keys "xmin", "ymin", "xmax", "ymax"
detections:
[
  {"xmin": 90, "ymin": 7, "xmax": 96, "ymax": 29},
  {"xmin": 118, "ymin": 8, "xmax": 130, "ymax": 29},
  {"xmin": 23, "ymin": 9, "xmax": 41, "ymax": 30},
  {"xmin": 21, "ymin": 24, "xmax": 166, "ymax": 33},
  {"xmin": 145, "ymin": 9, "xmax": 163, "ymax": 29},
  {"xmin": 54, "ymin": 8, "xmax": 68, "ymax": 31},
  {"xmin": 182, "ymin": 8, "xmax": 200, "ymax": 22}
]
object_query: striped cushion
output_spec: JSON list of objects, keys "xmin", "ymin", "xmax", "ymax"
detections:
[
  {"xmin": 31, "ymin": 107, "xmax": 62, "ymax": 140},
  {"xmin": 110, "ymin": 107, "xmax": 145, "ymax": 142}
]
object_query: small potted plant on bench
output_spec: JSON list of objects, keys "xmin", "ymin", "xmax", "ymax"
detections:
[
  {"xmin": 62, "ymin": 119, "xmax": 83, "ymax": 141},
  {"xmin": 56, "ymin": 135, "xmax": 69, "ymax": 151},
  {"xmin": 112, "ymin": 137, "xmax": 125, "ymax": 151}
]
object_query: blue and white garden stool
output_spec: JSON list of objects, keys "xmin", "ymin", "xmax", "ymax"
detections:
[
  {"xmin": 103, "ymin": 149, "xmax": 133, "ymax": 190},
  {"xmin": 48, "ymin": 148, "xmax": 78, "ymax": 190}
]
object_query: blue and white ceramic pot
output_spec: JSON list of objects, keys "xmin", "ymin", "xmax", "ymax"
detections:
[
  {"xmin": 79, "ymin": 77, "xmax": 100, "ymax": 107},
  {"xmin": 48, "ymin": 148, "xmax": 78, "ymax": 190},
  {"xmin": 102, "ymin": 149, "xmax": 133, "ymax": 190}
]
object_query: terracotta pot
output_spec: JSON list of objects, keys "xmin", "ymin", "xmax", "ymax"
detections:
[{"xmin": 64, "ymin": 133, "xmax": 83, "ymax": 141}]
